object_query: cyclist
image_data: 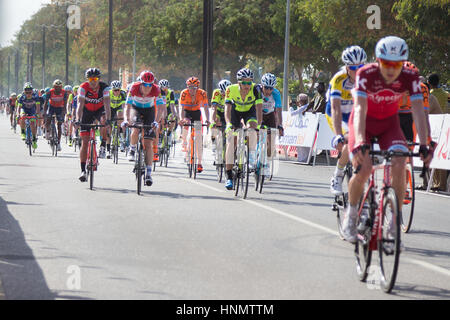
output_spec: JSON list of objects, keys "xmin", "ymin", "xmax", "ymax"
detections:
[
  {"xmin": 179, "ymin": 76, "xmax": 210, "ymax": 173},
  {"xmin": 257, "ymin": 73, "xmax": 283, "ymax": 174},
  {"xmin": 8, "ymin": 93, "xmax": 18, "ymax": 129},
  {"xmin": 398, "ymin": 61, "xmax": 431, "ymax": 143},
  {"xmin": 122, "ymin": 70, "xmax": 163, "ymax": 186},
  {"xmin": 342, "ymin": 36, "xmax": 432, "ymax": 243},
  {"xmin": 326, "ymin": 45, "xmax": 367, "ymax": 195},
  {"xmin": 17, "ymin": 83, "xmax": 40, "ymax": 149},
  {"xmin": 159, "ymin": 79, "xmax": 178, "ymax": 135},
  {"xmin": 75, "ymin": 68, "xmax": 112, "ymax": 182},
  {"xmin": 224, "ymin": 68, "xmax": 263, "ymax": 190},
  {"xmin": 44, "ymin": 79, "xmax": 68, "ymax": 151},
  {"xmin": 108, "ymin": 80, "xmax": 126, "ymax": 156},
  {"xmin": 66, "ymin": 86, "xmax": 79, "ymax": 147},
  {"xmin": 211, "ymin": 79, "xmax": 232, "ymax": 154}
]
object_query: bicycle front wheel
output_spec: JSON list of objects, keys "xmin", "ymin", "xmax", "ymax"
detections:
[
  {"xmin": 89, "ymin": 141, "xmax": 95, "ymax": 190},
  {"xmin": 240, "ymin": 142, "xmax": 250, "ymax": 199},
  {"xmin": 401, "ymin": 161, "xmax": 415, "ymax": 233},
  {"xmin": 378, "ymin": 187, "xmax": 401, "ymax": 293}
]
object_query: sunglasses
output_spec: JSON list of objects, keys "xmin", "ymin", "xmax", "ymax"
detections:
[
  {"xmin": 141, "ymin": 82, "xmax": 153, "ymax": 87},
  {"xmin": 263, "ymin": 86, "xmax": 274, "ymax": 91},
  {"xmin": 378, "ymin": 59, "xmax": 403, "ymax": 69},
  {"xmin": 188, "ymin": 86, "xmax": 198, "ymax": 89},
  {"xmin": 240, "ymin": 81, "xmax": 253, "ymax": 85},
  {"xmin": 25, "ymin": 90, "xmax": 33, "ymax": 94},
  {"xmin": 113, "ymin": 89, "xmax": 120, "ymax": 92},
  {"xmin": 348, "ymin": 64, "xmax": 364, "ymax": 71},
  {"xmin": 88, "ymin": 77, "xmax": 99, "ymax": 81}
]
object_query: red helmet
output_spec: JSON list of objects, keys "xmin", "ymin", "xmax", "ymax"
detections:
[
  {"xmin": 186, "ymin": 76, "xmax": 200, "ymax": 87},
  {"xmin": 403, "ymin": 61, "xmax": 419, "ymax": 73},
  {"xmin": 139, "ymin": 70, "xmax": 155, "ymax": 84}
]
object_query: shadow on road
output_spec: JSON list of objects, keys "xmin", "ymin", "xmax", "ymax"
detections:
[{"xmin": 0, "ymin": 196, "xmax": 55, "ymax": 299}]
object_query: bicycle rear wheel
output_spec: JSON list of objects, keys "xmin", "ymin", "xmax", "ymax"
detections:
[
  {"xmin": 354, "ymin": 190, "xmax": 374, "ymax": 282},
  {"xmin": 378, "ymin": 187, "xmax": 401, "ymax": 293},
  {"xmin": 401, "ymin": 161, "xmax": 415, "ymax": 233},
  {"xmin": 136, "ymin": 147, "xmax": 143, "ymax": 195},
  {"xmin": 26, "ymin": 126, "xmax": 32, "ymax": 156},
  {"xmin": 240, "ymin": 142, "xmax": 250, "ymax": 199},
  {"xmin": 336, "ymin": 164, "xmax": 352, "ymax": 239}
]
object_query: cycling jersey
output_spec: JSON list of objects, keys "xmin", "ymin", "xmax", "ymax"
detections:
[
  {"xmin": 225, "ymin": 83, "xmax": 263, "ymax": 112},
  {"xmin": 398, "ymin": 82, "xmax": 430, "ymax": 113},
  {"xmin": 160, "ymin": 88, "xmax": 175, "ymax": 114},
  {"xmin": 18, "ymin": 94, "xmax": 41, "ymax": 115},
  {"xmin": 325, "ymin": 68, "xmax": 355, "ymax": 124},
  {"xmin": 47, "ymin": 88, "xmax": 67, "ymax": 108},
  {"xmin": 79, "ymin": 81, "xmax": 110, "ymax": 112},
  {"xmin": 353, "ymin": 63, "xmax": 422, "ymax": 120},
  {"xmin": 9, "ymin": 97, "xmax": 17, "ymax": 107},
  {"xmin": 211, "ymin": 89, "xmax": 225, "ymax": 112},
  {"xmin": 126, "ymin": 82, "xmax": 161, "ymax": 108},
  {"xmin": 110, "ymin": 89, "xmax": 127, "ymax": 109},
  {"xmin": 179, "ymin": 88, "xmax": 208, "ymax": 112},
  {"xmin": 257, "ymin": 84, "xmax": 282, "ymax": 114}
]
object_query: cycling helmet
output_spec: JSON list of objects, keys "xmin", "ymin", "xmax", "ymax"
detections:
[
  {"xmin": 341, "ymin": 46, "xmax": 367, "ymax": 65},
  {"xmin": 45, "ymin": 87, "xmax": 51, "ymax": 93},
  {"xmin": 53, "ymin": 79, "xmax": 63, "ymax": 87},
  {"xmin": 186, "ymin": 76, "xmax": 200, "ymax": 87},
  {"xmin": 11, "ymin": 93, "xmax": 17, "ymax": 97},
  {"xmin": 136, "ymin": 76, "xmax": 141, "ymax": 82},
  {"xmin": 261, "ymin": 73, "xmax": 277, "ymax": 87},
  {"xmin": 218, "ymin": 79, "xmax": 232, "ymax": 93},
  {"xmin": 139, "ymin": 70, "xmax": 155, "ymax": 84},
  {"xmin": 158, "ymin": 79, "xmax": 170, "ymax": 88},
  {"xmin": 375, "ymin": 36, "xmax": 408, "ymax": 61},
  {"xmin": 85, "ymin": 67, "xmax": 101, "ymax": 78},
  {"xmin": 23, "ymin": 82, "xmax": 33, "ymax": 90},
  {"xmin": 110, "ymin": 80, "xmax": 121, "ymax": 89},
  {"xmin": 403, "ymin": 61, "xmax": 419, "ymax": 73},
  {"xmin": 73, "ymin": 85, "xmax": 80, "ymax": 94},
  {"xmin": 236, "ymin": 68, "xmax": 254, "ymax": 81},
  {"xmin": 64, "ymin": 85, "xmax": 73, "ymax": 92}
]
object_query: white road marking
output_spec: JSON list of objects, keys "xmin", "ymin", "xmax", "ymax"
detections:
[{"xmin": 163, "ymin": 169, "xmax": 450, "ymax": 278}]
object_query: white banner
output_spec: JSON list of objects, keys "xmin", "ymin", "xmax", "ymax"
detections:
[
  {"xmin": 430, "ymin": 114, "xmax": 450, "ymax": 170},
  {"xmin": 315, "ymin": 114, "xmax": 336, "ymax": 151},
  {"xmin": 414, "ymin": 114, "xmax": 445, "ymax": 168},
  {"xmin": 277, "ymin": 111, "xmax": 319, "ymax": 148}
]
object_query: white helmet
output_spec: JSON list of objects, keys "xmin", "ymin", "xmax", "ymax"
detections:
[
  {"xmin": 375, "ymin": 36, "xmax": 408, "ymax": 61},
  {"xmin": 158, "ymin": 79, "xmax": 170, "ymax": 88},
  {"xmin": 261, "ymin": 73, "xmax": 277, "ymax": 87},
  {"xmin": 110, "ymin": 80, "xmax": 121, "ymax": 89},
  {"xmin": 218, "ymin": 79, "xmax": 232, "ymax": 93},
  {"xmin": 341, "ymin": 46, "xmax": 367, "ymax": 65},
  {"xmin": 236, "ymin": 68, "xmax": 254, "ymax": 81}
]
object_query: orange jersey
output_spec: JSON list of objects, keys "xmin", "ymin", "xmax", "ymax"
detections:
[
  {"xmin": 179, "ymin": 88, "xmax": 208, "ymax": 111},
  {"xmin": 399, "ymin": 82, "xmax": 429, "ymax": 113}
]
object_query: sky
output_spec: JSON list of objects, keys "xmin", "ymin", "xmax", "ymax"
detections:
[{"xmin": 0, "ymin": 0, "xmax": 52, "ymax": 47}]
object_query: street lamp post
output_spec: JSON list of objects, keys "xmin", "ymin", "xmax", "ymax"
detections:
[
  {"xmin": 108, "ymin": 0, "xmax": 113, "ymax": 84},
  {"xmin": 282, "ymin": 0, "xmax": 291, "ymax": 111}
]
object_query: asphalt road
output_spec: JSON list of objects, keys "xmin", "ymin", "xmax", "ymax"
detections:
[{"xmin": 0, "ymin": 115, "xmax": 449, "ymax": 300}]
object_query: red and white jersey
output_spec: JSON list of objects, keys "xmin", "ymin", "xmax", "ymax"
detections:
[
  {"xmin": 78, "ymin": 81, "xmax": 110, "ymax": 112},
  {"xmin": 126, "ymin": 82, "xmax": 161, "ymax": 108},
  {"xmin": 353, "ymin": 63, "xmax": 422, "ymax": 120}
]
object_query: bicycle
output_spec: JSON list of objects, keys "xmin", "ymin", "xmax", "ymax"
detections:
[
  {"xmin": 184, "ymin": 121, "xmax": 208, "ymax": 179},
  {"xmin": 110, "ymin": 117, "xmax": 124, "ymax": 164},
  {"xmin": 128, "ymin": 123, "xmax": 155, "ymax": 195},
  {"xmin": 80, "ymin": 123, "xmax": 106, "ymax": 190},
  {"xmin": 232, "ymin": 127, "xmax": 251, "ymax": 199},
  {"xmin": 159, "ymin": 120, "xmax": 176, "ymax": 168},
  {"xmin": 354, "ymin": 142, "xmax": 420, "ymax": 293},
  {"xmin": 73, "ymin": 127, "xmax": 82, "ymax": 152},
  {"xmin": 47, "ymin": 114, "xmax": 59, "ymax": 157},
  {"xmin": 331, "ymin": 161, "xmax": 353, "ymax": 240},
  {"xmin": 254, "ymin": 127, "xmax": 267, "ymax": 193},
  {"xmin": 213, "ymin": 125, "xmax": 226, "ymax": 183},
  {"xmin": 22, "ymin": 115, "xmax": 37, "ymax": 156}
]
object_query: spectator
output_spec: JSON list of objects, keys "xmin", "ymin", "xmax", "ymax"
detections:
[
  {"xmin": 305, "ymin": 82, "xmax": 326, "ymax": 114},
  {"xmin": 426, "ymin": 74, "xmax": 449, "ymax": 192},
  {"xmin": 428, "ymin": 74, "xmax": 449, "ymax": 114}
]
